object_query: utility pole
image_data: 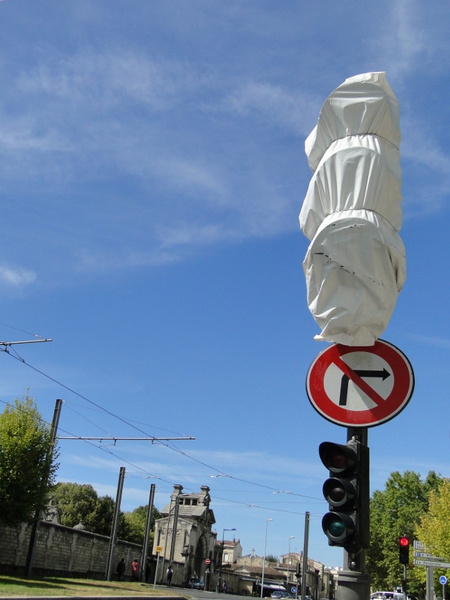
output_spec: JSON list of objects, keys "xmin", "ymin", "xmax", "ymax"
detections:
[
  {"xmin": 160, "ymin": 485, "xmax": 183, "ymax": 584},
  {"xmin": 25, "ymin": 398, "xmax": 62, "ymax": 577},
  {"xmin": 301, "ymin": 512, "xmax": 309, "ymax": 600},
  {"xmin": 140, "ymin": 483, "xmax": 156, "ymax": 582},
  {"xmin": 105, "ymin": 466, "xmax": 126, "ymax": 581}
]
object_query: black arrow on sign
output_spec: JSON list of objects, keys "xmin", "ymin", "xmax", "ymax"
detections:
[{"xmin": 339, "ymin": 368, "xmax": 391, "ymax": 406}]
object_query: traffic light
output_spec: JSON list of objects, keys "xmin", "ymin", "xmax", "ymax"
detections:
[
  {"xmin": 319, "ymin": 438, "xmax": 369, "ymax": 554},
  {"xmin": 399, "ymin": 536, "xmax": 410, "ymax": 565}
]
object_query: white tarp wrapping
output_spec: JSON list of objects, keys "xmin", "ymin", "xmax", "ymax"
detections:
[{"xmin": 299, "ymin": 72, "xmax": 406, "ymax": 346}]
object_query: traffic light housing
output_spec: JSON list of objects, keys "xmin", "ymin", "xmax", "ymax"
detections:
[
  {"xmin": 399, "ymin": 536, "xmax": 410, "ymax": 565},
  {"xmin": 319, "ymin": 438, "xmax": 369, "ymax": 555}
]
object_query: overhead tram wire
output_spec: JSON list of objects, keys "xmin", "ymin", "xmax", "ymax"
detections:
[
  {"xmin": 1, "ymin": 347, "xmax": 193, "ymax": 441},
  {"xmin": 55, "ymin": 422, "xmax": 177, "ymax": 486},
  {"xmin": 1, "ymin": 349, "xmax": 319, "ymax": 504},
  {"xmin": 3, "ymin": 389, "xmax": 321, "ymax": 522},
  {"xmin": 0, "ymin": 321, "xmax": 51, "ymax": 340},
  {"xmin": 0, "ymin": 399, "xmax": 325, "ymax": 508}
]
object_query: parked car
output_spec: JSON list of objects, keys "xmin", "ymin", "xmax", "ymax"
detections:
[
  {"xmin": 371, "ymin": 592, "xmax": 403, "ymax": 600},
  {"xmin": 271, "ymin": 592, "xmax": 291, "ymax": 599},
  {"xmin": 188, "ymin": 577, "xmax": 205, "ymax": 590}
]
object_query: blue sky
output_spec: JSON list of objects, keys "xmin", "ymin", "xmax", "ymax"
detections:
[{"xmin": 1, "ymin": 0, "xmax": 450, "ymax": 569}]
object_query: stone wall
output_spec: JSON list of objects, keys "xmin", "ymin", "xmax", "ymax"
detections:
[{"xmin": 0, "ymin": 520, "xmax": 142, "ymax": 579}]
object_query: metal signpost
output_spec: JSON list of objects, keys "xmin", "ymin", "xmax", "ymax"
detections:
[
  {"xmin": 440, "ymin": 576, "xmax": 447, "ymax": 600},
  {"xmin": 300, "ymin": 72, "xmax": 413, "ymax": 600},
  {"xmin": 306, "ymin": 341, "xmax": 415, "ymax": 600},
  {"xmin": 413, "ymin": 540, "xmax": 450, "ymax": 600}
]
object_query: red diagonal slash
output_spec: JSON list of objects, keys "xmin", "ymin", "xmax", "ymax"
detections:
[{"xmin": 332, "ymin": 355, "xmax": 386, "ymax": 407}]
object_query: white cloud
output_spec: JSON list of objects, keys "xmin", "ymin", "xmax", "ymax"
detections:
[
  {"xmin": 224, "ymin": 81, "xmax": 319, "ymax": 137},
  {"xmin": 371, "ymin": 0, "xmax": 429, "ymax": 81},
  {"xmin": 408, "ymin": 334, "xmax": 450, "ymax": 350},
  {"xmin": 0, "ymin": 266, "xmax": 36, "ymax": 288}
]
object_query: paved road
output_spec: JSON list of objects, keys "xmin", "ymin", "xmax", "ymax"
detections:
[
  {"xmin": 0, "ymin": 586, "xmax": 256, "ymax": 600},
  {"xmin": 163, "ymin": 586, "xmax": 252, "ymax": 600}
]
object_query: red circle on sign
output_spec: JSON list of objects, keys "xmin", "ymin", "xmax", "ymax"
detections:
[
  {"xmin": 205, "ymin": 558, "xmax": 211, "ymax": 565},
  {"xmin": 306, "ymin": 339, "xmax": 414, "ymax": 427}
]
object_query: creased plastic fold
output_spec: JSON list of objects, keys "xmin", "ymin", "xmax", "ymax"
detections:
[{"xmin": 299, "ymin": 72, "xmax": 406, "ymax": 346}]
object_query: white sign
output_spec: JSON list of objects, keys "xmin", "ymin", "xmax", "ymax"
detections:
[
  {"xmin": 414, "ymin": 559, "xmax": 450, "ymax": 568},
  {"xmin": 415, "ymin": 551, "xmax": 446, "ymax": 560}
]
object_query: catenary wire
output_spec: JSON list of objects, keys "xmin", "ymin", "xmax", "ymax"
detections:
[{"xmin": 0, "ymin": 347, "xmax": 323, "ymax": 506}]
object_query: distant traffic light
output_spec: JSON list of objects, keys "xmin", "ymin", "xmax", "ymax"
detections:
[
  {"xmin": 319, "ymin": 438, "xmax": 369, "ymax": 554},
  {"xmin": 399, "ymin": 536, "xmax": 410, "ymax": 565}
]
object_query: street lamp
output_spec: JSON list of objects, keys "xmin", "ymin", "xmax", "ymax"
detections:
[
  {"xmin": 287, "ymin": 536, "xmax": 295, "ymax": 583},
  {"xmin": 260, "ymin": 518, "xmax": 272, "ymax": 598},
  {"xmin": 220, "ymin": 528, "xmax": 236, "ymax": 592}
]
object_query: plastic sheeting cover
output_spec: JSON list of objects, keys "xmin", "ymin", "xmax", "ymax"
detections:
[{"xmin": 299, "ymin": 72, "xmax": 406, "ymax": 346}]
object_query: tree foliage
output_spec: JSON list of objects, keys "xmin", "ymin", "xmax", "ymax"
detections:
[
  {"xmin": 414, "ymin": 478, "xmax": 450, "ymax": 588},
  {"xmin": 122, "ymin": 505, "xmax": 162, "ymax": 545},
  {"xmin": 367, "ymin": 471, "xmax": 442, "ymax": 594},
  {"xmin": 0, "ymin": 395, "xmax": 59, "ymax": 525},
  {"xmin": 51, "ymin": 481, "xmax": 128, "ymax": 538},
  {"xmin": 51, "ymin": 482, "xmax": 160, "ymax": 543}
]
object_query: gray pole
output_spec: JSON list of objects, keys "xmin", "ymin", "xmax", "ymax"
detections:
[
  {"xmin": 426, "ymin": 567, "xmax": 434, "ymax": 600},
  {"xmin": 105, "ymin": 466, "xmax": 126, "ymax": 581},
  {"xmin": 301, "ymin": 512, "xmax": 309, "ymax": 600},
  {"xmin": 169, "ymin": 493, "xmax": 180, "ymax": 566},
  {"xmin": 337, "ymin": 427, "xmax": 371, "ymax": 600},
  {"xmin": 140, "ymin": 483, "xmax": 156, "ymax": 582},
  {"xmin": 260, "ymin": 518, "xmax": 272, "ymax": 598},
  {"xmin": 25, "ymin": 398, "xmax": 63, "ymax": 577}
]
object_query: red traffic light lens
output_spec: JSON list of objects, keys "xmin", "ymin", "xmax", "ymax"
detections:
[
  {"xmin": 399, "ymin": 537, "xmax": 410, "ymax": 547},
  {"xmin": 319, "ymin": 441, "xmax": 358, "ymax": 475},
  {"xmin": 327, "ymin": 447, "xmax": 346, "ymax": 470}
]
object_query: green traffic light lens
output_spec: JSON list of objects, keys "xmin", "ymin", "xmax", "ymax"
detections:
[
  {"xmin": 322, "ymin": 512, "xmax": 355, "ymax": 545},
  {"xmin": 328, "ymin": 519, "xmax": 346, "ymax": 538}
]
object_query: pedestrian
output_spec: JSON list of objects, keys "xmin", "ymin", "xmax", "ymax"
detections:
[
  {"xmin": 166, "ymin": 565, "xmax": 173, "ymax": 586},
  {"xmin": 223, "ymin": 581, "xmax": 227, "ymax": 593},
  {"xmin": 131, "ymin": 558, "xmax": 139, "ymax": 581},
  {"xmin": 145, "ymin": 560, "xmax": 151, "ymax": 583},
  {"xmin": 116, "ymin": 558, "xmax": 125, "ymax": 581}
]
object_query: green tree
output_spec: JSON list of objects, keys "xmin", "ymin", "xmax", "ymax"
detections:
[
  {"xmin": 51, "ymin": 482, "xmax": 99, "ymax": 528},
  {"xmin": 123, "ymin": 505, "xmax": 162, "ymax": 545},
  {"xmin": 415, "ymin": 478, "xmax": 450, "ymax": 589},
  {"xmin": 367, "ymin": 471, "xmax": 442, "ymax": 594},
  {"xmin": 92, "ymin": 494, "xmax": 119, "ymax": 537},
  {"xmin": 51, "ymin": 481, "xmax": 129, "ymax": 538},
  {"xmin": 0, "ymin": 395, "xmax": 59, "ymax": 525}
]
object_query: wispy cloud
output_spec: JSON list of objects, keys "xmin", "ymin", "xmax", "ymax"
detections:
[
  {"xmin": 223, "ymin": 81, "xmax": 320, "ymax": 137},
  {"xmin": 408, "ymin": 334, "xmax": 450, "ymax": 350},
  {"xmin": 372, "ymin": 0, "xmax": 429, "ymax": 81},
  {"xmin": 0, "ymin": 265, "xmax": 36, "ymax": 288}
]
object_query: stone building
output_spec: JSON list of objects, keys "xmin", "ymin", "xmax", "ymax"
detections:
[
  {"xmin": 152, "ymin": 484, "xmax": 217, "ymax": 585},
  {"xmin": 221, "ymin": 537, "xmax": 242, "ymax": 565}
]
